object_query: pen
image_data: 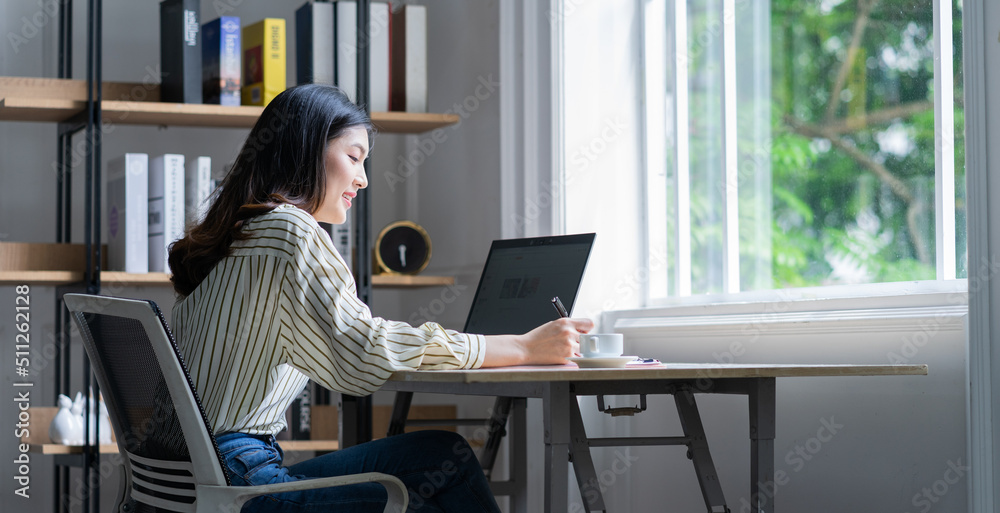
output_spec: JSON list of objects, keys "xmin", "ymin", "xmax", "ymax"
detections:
[{"xmin": 551, "ymin": 296, "xmax": 569, "ymax": 318}]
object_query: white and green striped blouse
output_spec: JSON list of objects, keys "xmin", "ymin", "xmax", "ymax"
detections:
[{"xmin": 171, "ymin": 204, "xmax": 485, "ymax": 436}]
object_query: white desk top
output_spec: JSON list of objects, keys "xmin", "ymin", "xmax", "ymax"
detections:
[{"xmin": 388, "ymin": 363, "xmax": 929, "ymax": 384}]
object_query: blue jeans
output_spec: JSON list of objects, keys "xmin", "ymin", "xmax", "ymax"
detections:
[{"xmin": 216, "ymin": 430, "xmax": 501, "ymax": 513}]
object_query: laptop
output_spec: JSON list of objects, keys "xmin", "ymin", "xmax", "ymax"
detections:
[{"xmin": 463, "ymin": 233, "xmax": 596, "ymax": 335}]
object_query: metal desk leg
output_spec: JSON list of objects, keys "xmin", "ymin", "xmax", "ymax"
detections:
[
  {"xmin": 510, "ymin": 398, "xmax": 528, "ymax": 513},
  {"xmin": 386, "ymin": 391, "xmax": 414, "ymax": 437},
  {"xmin": 480, "ymin": 397, "xmax": 514, "ymax": 477},
  {"xmin": 674, "ymin": 389, "xmax": 728, "ymax": 512},
  {"xmin": 749, "ymin": 378, "xmax": 776, "ymax": 513},
  {"xmin": 569, "ymin": 398, "xmax": 607, "ymax": 512},
  {"xmin": 544, "ymin": 382, "xmax": 572, "ymax": 512},
  {"xmin": 339, "ymin": 394, "xmax": 372, "ymax": 447}
]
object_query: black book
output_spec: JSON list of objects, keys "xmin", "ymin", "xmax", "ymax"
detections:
[
  {"xmin": 295, "ymin": 1, "xmax": 334, "ymax": 86},
  {"xmin": 160, "ymin": 0, "xmax": 202, "ymax": 103},
  {"xmin": 289, "ymin": 385, "xmax": 311, "ymax": 440}
]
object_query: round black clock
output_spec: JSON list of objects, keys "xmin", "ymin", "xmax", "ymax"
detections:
[{"xmin": 374, "ymin": 221, "xmax": 432, "ymax": 275}]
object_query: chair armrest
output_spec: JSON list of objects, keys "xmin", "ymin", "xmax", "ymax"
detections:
[{"xmin": 196, "ymin": 472, "xmax": 407, "ymax": 513}]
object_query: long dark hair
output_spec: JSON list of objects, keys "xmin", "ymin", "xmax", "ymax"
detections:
[{"xmin": 168, "ymin": 84, "xmax": 373, "ymax": 296}]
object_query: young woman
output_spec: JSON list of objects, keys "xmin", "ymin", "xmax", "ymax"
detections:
[{"xmin": 168, "ymin": 84, "xmax": 592, "ymax": 512}]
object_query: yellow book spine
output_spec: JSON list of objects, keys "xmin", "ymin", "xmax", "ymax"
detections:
[{"xmin": 242, "ymin": 18, "xmax": 286, "ymax": 106}]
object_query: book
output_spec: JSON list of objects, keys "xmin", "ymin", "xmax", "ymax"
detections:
[
  {"xmin": 320, "ymin": 213, "xmax": 352, "ymax": 268},
  {"xmin": 295, "ymin": 1, "xmax": 334, "ymax": 86},
  {"xmin": 369, "ymin": 2, "xmax": 391, "ymax": 111},
  {"xmin": 106, "ymin": 154, "xmax": 149, "ymax": 273},
  {"xmin": 289, "ymin": 385, "xmax": 311, "ymax": 440},
  {"xmin": 242, "ymin": 18, "xmax": 287, "ymax": 106},
  {"xmin": 333, "ymin": 1, "xmax": 391, "ymax": 111},
  {"xmin": 333, "ymin": 209, "xmax": 353, "ymax": 266},
  {"xmin": 149, "ymin": 154, "xmax": 186, "ymax": 273},
  {"xmin": 334, "ymin": 1, "xmax": 357, "ymax": 101},
  {"xmin": 390, "ymin": 4, "xmax": 427, "ymax": 112},
  {"xmin": 185, "ymin": 156, "xmax": 212, "ymax": 227},
  {"xmin": 202, "ymin": 16, "xmax": 241, "ymax": 106},
  {"xmin": 214, "ymin": 160, "xmax": 235, "ymax": 191},
  {"xmin": 160, "ymin": 0, "xmax": 202, "ymax": 103}
]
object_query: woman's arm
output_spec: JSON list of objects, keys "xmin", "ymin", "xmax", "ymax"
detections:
[{"xmin": 480, "ymin": 317, "xmax": 593, "ymax": 367}]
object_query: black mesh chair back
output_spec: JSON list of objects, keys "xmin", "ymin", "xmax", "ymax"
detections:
[
  {"xmin": 65, "ymin": 294, "xmax": 228, "ymax": 512},
  {"xmin": 63, "ymin": 293, "xmax": 409, "ymax": 513}
]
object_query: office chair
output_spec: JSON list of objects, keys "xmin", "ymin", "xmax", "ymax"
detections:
[{"xmin": 63, "ymin": 293, "xmax": 407, "ymax": 513}]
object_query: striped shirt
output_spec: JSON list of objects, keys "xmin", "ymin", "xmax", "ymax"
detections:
[{"xmin": 171, "ymin": 204, "xmax": 486, "ymax": 436}]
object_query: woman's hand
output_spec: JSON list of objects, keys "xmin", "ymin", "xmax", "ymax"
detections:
[{"xmin": 481, "ymin": 317, "xmax": 594, "ymax": 367}]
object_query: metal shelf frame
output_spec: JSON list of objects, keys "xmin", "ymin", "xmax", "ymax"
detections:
[{"xmin": 48, "ymin": 1, "xmax": 378, "ymax": 511}]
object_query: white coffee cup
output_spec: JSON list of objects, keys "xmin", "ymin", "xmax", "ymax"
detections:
[{"xmin": 580, "ymin": 333, "xmax": 624, "ymax": 358}]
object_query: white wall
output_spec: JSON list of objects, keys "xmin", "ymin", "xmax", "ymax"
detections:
[
  {"xmin": 603, "ymin": 284, "xmax": 968, "ymax": 512},
  {"xmin": 963, "ymin": 1, "xmax": 1000, "ymax": 510}
]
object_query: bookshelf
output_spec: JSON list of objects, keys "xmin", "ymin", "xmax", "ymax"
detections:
[
  {"xmin": 27, "ymin": 440, "xmax": 340, "ymax": 455},
  {"xmin": 0, "ymin": 241, "xmax": 457, "ymax": 287},
  {"xmin": 0, "ymin": 81, "xmax": 461, "ymax": 286},
  {"xmin": 0, "ymin": 271, "xmax": 456, "ymax": 288}
]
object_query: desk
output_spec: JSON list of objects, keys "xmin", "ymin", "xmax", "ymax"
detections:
[{"xmin": 381, "ymin": 363, "xmax": 927, "ymax": 513}]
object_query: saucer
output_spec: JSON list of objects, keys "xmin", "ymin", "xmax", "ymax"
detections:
[{"xmin": 568, "ymin": 356, "xmax": 637, "ymax": 368}]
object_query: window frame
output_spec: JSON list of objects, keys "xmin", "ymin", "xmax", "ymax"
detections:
[{"xmin": 641, "ymin": 0, "xmax": 960, "ymax": 305}]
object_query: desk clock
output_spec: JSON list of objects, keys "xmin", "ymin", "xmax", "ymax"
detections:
[{"xmin": 374, "ymin": 220, "xmax": 432, "ymax": 275}]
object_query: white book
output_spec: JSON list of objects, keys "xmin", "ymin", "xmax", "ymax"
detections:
[
  {"xmin": 330, "ymin": 210, "xmax": 353, "ymax": 267},
  {"xmin": 149, "ymin": 154, "xmax": 186, "ymax": 273},
  {"xmin": 106, "ymin": 153, "xmax": 149, "ymax": 273},
  {"xmin": 335, "ymin": 1, "xmax": 358, "ymax": 101},
  {"xmin": 369, "ymin": 2, "xmax": 390, "ymax": 112},
  {"xmin": 391, "ymin": 4, "xmax": 427, "ymax": 112},
  {"xmin": 185, "ymin": 156, "xmax": 213, "ymax": 226},
  {"xmin": 214, "ymin": 161, "xmax": 235, "ymax": 191},
  {"xmin": 335, "ymin": 1, "xmax": 391, "ymax": 111}
]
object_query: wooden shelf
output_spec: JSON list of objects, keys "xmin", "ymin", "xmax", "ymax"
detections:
[
  {"xmin": 371, "ymin": 111, "xmax": 461, "ymax": 133},
  {"xmin": 29, "ymin": 444, "xmax": 118, "ymax": 455},
  {"xmin": 0, "ymin": 271, "xmax": 82, "ymax": 286},
  {"xmin": 0, "ymin": 271, "xmax": 169, "ymax": 286},
  {"xmin": 3, "ymin": 270, "xmax": 455, "ymax": 289},
  {"xmin": 101, "ymin": 272, "xmax": 172, "ymax": 286},
  {"xmin": 1, "ymin": 95, "xmax": 457, "ymax": 131},
  {"xmin": 371, "ymin": 274, "xmax": 456, "ymax": 287},
  {"xmin": 28, "ymin": 440, "xmax": 339, "ymax": 455},
  {"xmin": 0, "ymin": 78, "xmax": 459, "ymax": 132},
  {"xmin": 278, "ymin": 440, "xmax": 340, "ymax": 452},
  {"xmin": 0, "ymin": 97, "xmax": 84, "ymax": 123},
  {"xmin": 101, "ymin": 100, "xmax": 264, "ymax": 128}
]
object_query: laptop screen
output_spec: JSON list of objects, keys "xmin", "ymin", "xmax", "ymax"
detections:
[{"xmin": 463, "ymin": 233, "xmax": 596, "ymax": 335}]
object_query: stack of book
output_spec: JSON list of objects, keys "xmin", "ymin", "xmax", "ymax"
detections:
[
  {"xmin": 161, "ymin": 0, "xmax": 428, "ymax": 111},
  {"xmin": 106, "ymin": 153, "xmax": 214, "ymax": 274},
  {"xmin": 296, "ymin": 1, "xmax": 427, "ymax": 113},
  {"xmin": 296, "ymin": 0, "xmax": 390, "ymax": 111}
]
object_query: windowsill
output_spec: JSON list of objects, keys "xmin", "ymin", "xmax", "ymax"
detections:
[{"xmin": 604, "ymin": 280, "xmax": 968, "ymax": 337}]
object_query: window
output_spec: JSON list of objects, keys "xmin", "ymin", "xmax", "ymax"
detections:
[{"xmin": 642, "ymin": 0, "xmax": 964, "ymax": 300}]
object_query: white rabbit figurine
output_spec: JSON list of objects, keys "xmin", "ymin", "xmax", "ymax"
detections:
[
  {"xmin": 68, "ymin": 392, "xmax": 86, "ymax": 445},
  {"xmin": 77, "ymin": 389, "xmax": 113, "ymax": 445},
  {"xmin": 97, "ymin": 396, "xmax": 112, "ymax": 444},
  {"xmin": 49, "ymin": 394, "xmax": 83, "ymax": 445}
]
